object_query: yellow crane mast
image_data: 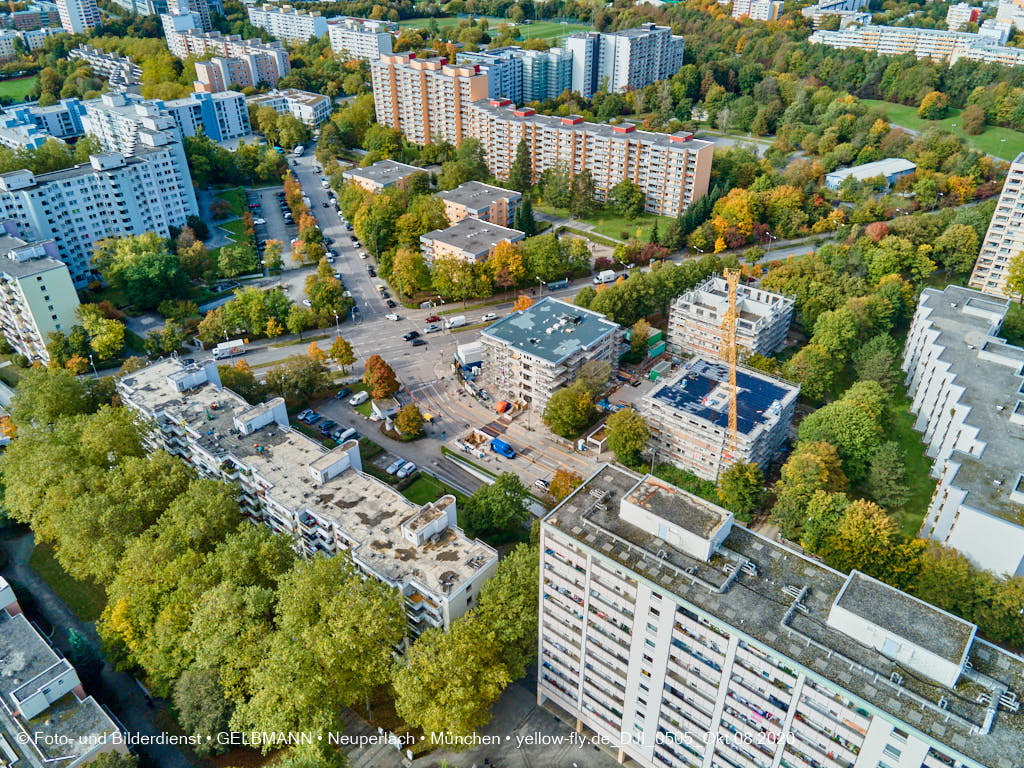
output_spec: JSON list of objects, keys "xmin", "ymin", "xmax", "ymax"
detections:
[{"xmin": 720, "ymin": 268, "xmax": 741, "ymax": 458}]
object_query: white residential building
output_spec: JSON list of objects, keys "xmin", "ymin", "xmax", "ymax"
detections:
[
  {"xmin": 55, "ymin": 0, "xmax": 98, "ymax": 33},
  {"xmin": 327, "ymin": 16, "xmax": 395, "ymax": 60},
  {"xmin": 341, "ymin": 159, "xmax": 423, "ymax": 192},
  {"xmin": 666, "ymin": 275, "xmax": 794, "ymax": 358},
  {"xmin": 246, "ymin": 3, "xmax": 327, "ymax": 43},
  {"xmin": 161, "ymin": 22, "xmax": 291, "ymax": 81},
  {"xmin": 996, "ymin": 0, "xmax": 1024, "ymax": 30},
  {"xmin": 69, "ymin": 46, "xmax": 142, "ymax": 89},
  {"xmin": 116, "ymin": 358, "xmax": 499, "ymax": 635},
  {"xmin": 902, "ymin": 285, "xmax": 1024, "ymax": 577},
  {"xmin": 480, "ymin": 297, "xmax": 623, "ymax": 413},
  {"xmin": 801, "ymin": 0, "xmax": 871, "ymax": 28},
  {"xmin": 81, "ymin": 92, "xmax": 180, "ymax": 155},
  {"xmin": 539, "ymin": 462, "xmax": 1024, "ymax": 768},
  {"xmin": 970, "ymin": 152, "xmax": 1024, "ymax": 296},
  {"xmin": 0, "ymin": 231, "xmax": 79, "ymax": 362},
  {"xmin": 419, "ymin": 217, "xmax": 525, "ymax": 265},
  {"xmin": 565, "ymin": 24, "xmax": 683, "ymax": 98},
  {"xmin": 731, "ymin": 0, "xmax": 783, "ymax": 21},
  {"xmin": 0, "ymin": 144, "xmax": 199, "ymax": 286},
  {"xmin": 640, "ymin": 356, "xmax": 799, "ymax": 480},
  {"xmin": 946, "ymin": 3, "xmax": 981, "ymax": 31},
  {"xmin": 161, "ymin": 90, "xmax": 251, "ymax": 142},
  {"xmin": 809, "ymin": 24, "xmax": 1024, "ymax": 66},
  {"xmin": 246, "ymin": 88, "xmax": 331, "ymax": 126}
]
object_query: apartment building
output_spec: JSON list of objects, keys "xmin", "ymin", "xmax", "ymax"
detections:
[
  {"xmin": 566, "ymin": 24, "xmax": 684, "ymax": 99},
  {"xmin": 162, "ymin": 22, "xmax": 291, "ymax": 81},
  {"xmin": 0, "ymin": 26, "xmax": 60, "ymax": 60},
  {"xmin": 666, "ymin": 275, "xmax": 793, "ymax": 358},
  {"xmin": 168, "ymin": 0, "xmax": 213, "ymax": 31},
  {"xmin": 109, "ymin": 0, "xmax": 166, "ymax": 14},
  {"xmin": 731, "ymin": 0, "xmax": 783, "ymax": 21},
  {"xmin": 3, "ymin": 2, "xmax": 62, "ymax": 30},
  {"xmin": 640, "ymin": 356, "xmax": 799, "ymax": 480},
  {"xmin": 438, "ymin": 180, "xmax": 521, "ymax": 227},
  {"xmin": 116, "ymin": 358, "xmax": 499, "ymax": 635},
  {"xmin": 419, "ymin": 217, "xmax": 524, "ymax": 265},
  {"xmin": 522, "ymin": 47, "xmax": 573, "ymax": 103},
  {"xmin": 902, "ymin": 285, "xmax": 1024, "ymax": 577},
  {"xmin": 69, "ymin": 45, "xmax": 143, "ymax": 89},
  {"xmin": 458, "ymin": 47, "xmax": 525, "ymax": 104},
  {"xmin": 0, "ymin": 115, "xmax": 53, "ymax": 149},
  {"xmin": 5, "ymin": 98, "xmax": 84, "ymax": 141},
  {"xmin": 970, "ymin": 152, "xmax": 1024, "ymax": 296},
  {"xmin": 246, "ymin": 3, "xmax": 327, "ymax": 43},
  {"xmin": 56, "ymin": 0, "xmax": 98, "ymax": 33},
  {"xmin": 194, "ymin": 54, "xmax": 283, "ymax": 91},
  {"xmin": 946, "ymin": 3, "xmax": 981, "ymax": 30},
  {"xmin": 0, "ymin": 231, "xmax": 79, "ymax": 362},
  {"xmin": 0, "ymin": 143, "xmax": 199, "ymax": 286},
  {"xmin": 462, "ymin": 101, "xmax": 714, "ymax": 217},
  {"xmin": 246, "ymin": 88, "xmax": 331, "ymax": 127},
  {"xmin": 538, "ymin": 462, "xmax": 1024, "ymax": 768},
  {"xmin": 341, "ymin": 159, "xmax": 424, "ymax": 192},
  {"xmin": 370, "ymin": 54, "xmax": 489, "ymax": 146},
  {"xmin": 0, "ymin": 577, "xmax": 125, "ymax": 768},
  {"xmin": 81, "ymin": 92, "xmax": 180, "ymax": 155},
  {"xmin": 996, "ymin": 0, "xmax": 1024, "ymax": 30},
  {"xmin": 801, "ymin": 0, "xmax": 871, "ymax": 28},
  {"xmin": 327, "ymin": 16, "xmax": 395, "ymax": 61},
  {"xmin": 809, "ymin": 24, "xmax": 1024, "ymax": 66},
  {"xmin": 162, "ymin": 90, "xmax": 251, "ymax": 142},
  {"xmin": 457, "ymin": 46, "xmax": 572, "ymax": 105},
  {"xmin": 480, "ymin": 297, "xmax": 622, "ymax": 412}
]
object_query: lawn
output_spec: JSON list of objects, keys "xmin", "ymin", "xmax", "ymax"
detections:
[
  {"xmin": 861, "ymin": 99, "xmax": 1024, "ymax": 160},
  {"xmin": 0, "ymin": 76, "xmax": 36, "ymax": 102},
  {"xmin": 537, "ymin": 203, "xmax": 673, "ymax": 242},
  {"xmin": 348, "ymin": 382, "xmax": 372, "ymax": 417},
  {"xmin": 28, "ymin": 543, "xmax": 107, "ymax": 622},
  {"xmin": 888, "ymin": 390, "xmax": 937, "ymax": 538},
  {"xmin": 217, "ymin": 186, "xmax": 248, "ymax": 217},
  {"xmin": 402, "ymin": 474, "xmax": 468, "ymax": 506}
]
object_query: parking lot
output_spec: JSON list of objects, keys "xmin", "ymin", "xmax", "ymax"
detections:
[{"xmin": 247, "ymin": 186, "xmax": 299, "ymax": 267}]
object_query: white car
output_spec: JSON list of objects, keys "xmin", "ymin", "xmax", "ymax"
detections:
[
  {"xmin": 385, "ymin": 313, "xmax": 400, "ymax": 321},
  {"xmin": 481, "ymin": 312, "xmax": 498, "ymax": 322},
  {"xmin": 386, "ymin": 459, "xmax": 405, "ymax": 475},
  {"xmin": 302, "ymin": 299, "xmax": 311, "ymax": 307},
  {"xmin": 423, "ymin": 323, "xmax": 441, "ymax": 333},
  {"xmin": 343, "ymin": 290, "xmax": 352, "ymax": 298},
  {"xmin": 252, "ymin": 217, "xmax": 266, "ymax": 225},
  {"xmin": 359, "ymin": 251, "xmax": 368, "ymax": 259},
  {"xmin": 396, "ymin": 461, "xmax": 417, "ymax": 479}
]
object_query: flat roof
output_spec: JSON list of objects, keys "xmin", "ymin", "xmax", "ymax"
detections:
[
  {"xmin": 646, "ymin": 357, "xmax": 799, "ymax": 436},
  {"xmin": 421, "ymin": 217, "xmax": 524, "ymax": 257},
  {"xmin": 342, "ymin": 159, "xmax": 423, "ymax": 187},
  {"xmin": 544, "ymin": 464, "xmax": 1024, "ymax": 768},
  {"xmin": 117, "ymin": 359, "xmax": 495, "ymax": 597},
  {"xmin": 624, "ymin": 475, "xmax": 730, "ymax": 539},
  {"xmin": 437, "ymin": 180, "xmax": 521, "ymax": 211},
  {"xmin": 826, "ymin": 157, "xmax": 917, "ymax": 181},
  {"xmin": 481, "ymin": 297, "xmax": 620, "ymax": 365},
  {"xmin": 674, "ymin": 274, "xmax": 794, "ymax": 325}
]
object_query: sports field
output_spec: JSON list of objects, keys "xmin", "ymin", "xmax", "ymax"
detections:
[
  {"xmin": 0, "ymin": 76, "xmax": 36, "ymax": 101},
  {"xmin": 397, "ymin": 16, "xmax": 590, "ymax": 39}
]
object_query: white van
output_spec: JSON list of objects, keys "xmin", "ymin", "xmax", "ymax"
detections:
[{"xmin": 348, "ymin": 391, "xmax": 369, "ymax": 406}]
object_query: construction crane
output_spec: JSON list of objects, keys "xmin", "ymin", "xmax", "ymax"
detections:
[{"xmin": 719, "ymin": 268, "xmax": 741, "ymax": 459}]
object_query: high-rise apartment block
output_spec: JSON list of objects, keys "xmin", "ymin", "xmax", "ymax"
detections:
[
  {"xmin": 480, "ymin": 297, "xmax": 622, "ymax": 412},
  {"xmin": 326, "ymin": 16, "xmax": 395, "ymax": 61},
  {"xmin": 521, "ymin": 47, "xmax": 573, "ymax": 102},
  {"xmin": 996, "ymin": 0, "xmax": 1024, "ymax": 30},
  {"xmin": 946, "ymin": 3, "xmax": 981, "ymax": 30},
  {"xmin": 732, "ymin": 0, "xmax": 784, "ymax": 21},
  {"xmin": 69, "ymin": 46, "xmax": 143, "ymax": 89},
  {"xmin": 458, "ymin": 46, "xmax": 572, "ymax": 105},
  {"xmin": 565, "ymin": 24, "xmax": 683, "ymax": 99},
  {"xmin": 162, "ymin": 21, "xmax": 291, "ymax": 81},
  {"xmin": 193, "ymin": 54, "xmax": 284, "ymax": 91},
  {"xmin": 970, "ymin": 152, "xmax": 1024, "ymax": 297},
  {"xmin": 902, "ymin": 285, "xmax": 1024, "ymax": 577},
  {"xmin": 667, "ymin": 275, "xmax": 794, "ymax": 358},
  {"xmin": 809, "ymin": 24, "xmax": 1024, "ymax": 66},
  {"xmin": 0, "ymin": 144, "xmax": 199, "ymax": 286},
  {"xmin": 437, "ymin": 181, "xmax": 521, "ymax": 227},
  {"xmin": 245, "ymin": 88, "xmax": 331, "ymax": 127},
  {"xmin": 168, "ymin": 0, "xmax": 212, "ymax": 31},
  {"xmin": 538, "ymin": 462, "xmax": 1024, "ymax": 768},
  {"xmin": 246, "ymin": 3, "xmax": 327, "ymax": 43},
  {"xmin": 370, "ymin": 54, "xmax": 489, "ymax": 146},
  {"xmin": 0, "ymin": 231, "xmax": 79, "ymax": 362},
  {"xmin": 116, "ymin": 358, "xmax": 499, "ymax": 636},
  {"xmin": 55, "ymin": 0, "xmax": 98, "ymax": 33},
  {"xmin": 640, "ymin": 357, "xmax": 799, "ymax": 480}
]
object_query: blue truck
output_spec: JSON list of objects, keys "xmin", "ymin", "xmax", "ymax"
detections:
[{"xmin": 490, "ymin": 438, "xmax": 515, "ymax": 458}]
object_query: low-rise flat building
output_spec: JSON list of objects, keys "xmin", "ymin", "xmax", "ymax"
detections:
[
  {"xmin": 538, "ymin": 462, "xmax": 1024, "ymax": 768},
  {"xmin": 246, "ymin": 88, "xmax": 331, "ymax": 126},
  {"xmin": 667, "ymin": 275, "xmax": 793, "ymax": 358},
  {"xmin": 116, "ymin": 358, "xmax": 499, "ymax": 635},
  {"xmin": 69, "ymin": 45, "xmax": 142, "ymax": 89},
  {"xmin": 970, "ymin": 151, "xmax": 1024, "ymax": 297},
  {"xmin": 437, "ymin": 180, "xmax": 521, "ymax": 227},
  {"xmin": 640, "ymin": 356, "xmax": 799, "ymax": 480},
  {"xmin": 480, "ymin": 297, "xmax": 622, "ymax": 412},
  {"xmin": 902, "ymin": 285, "xmax": 1024, "ymax": 577},
  {"xmin": 341, "ymin": 159, "xmax": 424, "ymax": 192},
  {"xmin": 0, "ymin": 231, "xmax": 79, "ymax": 362},
  {"xmin": 810, "ymin": 23, "xmax": 1024, "ymax": 66},
  {"xmin": 419, "ymin": 217, "xmax": 525, "ymax": 265},
  {"xmin": 327, "ymin": 16, "xmax": 395, "ymax": 60},
  {"xmin": 825, "ymin": 157, "xmax": 917, "ymax": 190},
  {"xmin": 246, "ymin": 3, "xmax": 327, "ymax": 43}
]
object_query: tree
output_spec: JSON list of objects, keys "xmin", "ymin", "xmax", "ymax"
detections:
[
  {"xmin": 818, "ymin": 500, "xmax": 921, "ymax": 587},
  {"xmin": 917, "ymin": 91, "xmax": 949, "ymax": 120},
  {"xmin": 800, "ymin": 491, "xmax": 850, "ymax": 553},
  {"xmin": 329, "ymin": 335, "xmax": 355, "ymax": 373},
  {"xmin": 508, "ymin": 138, "xmax": 532, "ymax": 192},
  {"xmin": 569, "ymin": 170, "xmax": 597, "ymax": 218},
  {"xmin": 362, "ymin": 355, "xmax": 399, "ymax": 399},
  {"xmin": 89, "ymin": 754, "xmax": 138, "ymax": 768},
  {"xmin": 92, "ymin": 233, "xmax": 187, "ymax": 310},
  {"xmin": 173, "ymin": 666, "xmax": 234, "ymax": 755},
  {"xmin": 629, "ymin": 319, "xmax": 652, "ymax": 360},
  {"xmin": 798, "ymin": 383, "xmax": 886, "ymax": 482},
  {"xmin": 512, "ymin": 196, "xmax": 537, "ymax": 236},
  {"xmin": 512, "ymin": 294, "xmax": 534, "ymax": 312},
  {"xmin": 866, "ymin": 441, "xmax": 910, "ymax": 512},
  {"xmin": 263, "ymin": 239, "xmax": 284, "ymax": 272},
  {"xmin": 218, "ymin": 360, "xmax": 264, "ymax": 404},
  {"xmin": 605, "ymin": 408, "xmax": 649, "ymax": 466},
  {"xmin": 771, "ymin": 441, "xmax": 847, "ymax": 540},
  {"xmin": 549, "ymin": 469, "xmax": 583, "ymax": 501},
  {"xmin": 218, "ymin": 243, "xmax": 255, "ymax": 278},
  {"xmin": 934, "ymin": 223, "xmax": 979, "ymax": 275},
  {"xmin": 542, "ymin": 380, "xmax": 595, "ymax": 438},
  {"xmin": 395, "ymin": 403, "xmax": 424, "ymax": 437},
  {"xmin": 961, "ymin": 103, "xmax": 985, "ymax": 135},
  {"xmin": 853, "ymin": 334, "xmax": 900, "ymax": 392},
  {"xmin": 716, "ymin": 462, "xmax": 764, "ymax": 521},
  {"xmin": 1006, "ymin": 252, "xmax": 1024, "ymax": 303},
  {"xmin": 264, "ymin": 354, "xmax": 332, "ymax": 402},
  {"xmin": 475, "ymin": 543, "xmax": 539, "ymax": 679},
  {"xmin": 461, "ymin": 472, "xmax": 530, "ymax": 541},
  {"xmin": 10, "ymin": 366, "xmax": 89, "ymax": 427},
  {"xmin": 783, "ymin": 343, "xmax": 837, "ymax": 401},
  {"xmin": 577, "ymin": 359, "xmax": 612, "ymax": 394},
  {"xmin": 609, "ymin": 178, "xmax": 645, "ymax": 220},
  {"xmin": 77, "ymin": 305, "xmax": 125, "ymax": 361}
]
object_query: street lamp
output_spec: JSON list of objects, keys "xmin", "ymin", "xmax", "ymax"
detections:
[
  {"xmin": 333, "ymin": 310, "xmax": 339, "ymax": 334},
  {"xmin": 88, "ymin": 354, "xmax": 98, "ymax": 380},
  {"xmin": 765, "ymin": 231, "xmax": 777, "ymax": 257}
]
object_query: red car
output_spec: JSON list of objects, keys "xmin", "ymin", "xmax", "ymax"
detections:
[{"xmin": 425, "ymin": 314, "xmax": 440, "ymax": 323}]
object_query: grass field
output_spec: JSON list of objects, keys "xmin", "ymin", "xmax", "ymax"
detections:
[
  {"xmin": 218, "ymin": 186, "xmax": 248, "ymax": 217},
  {"xmin": 862, "ymin": 99, "xmax": 1024, "ymax": 160},
  {"xmin": 397, "ymin": 16, "xmax": 590, "ymax": 39},
  {"xmin": 28, "ymin": 543, "xmax": 107, "ymax": 622},
  {"xmin": 402, "ymin": 474, "xmax": 468, "ymax": 506},
  {"xmin": 0, "ymin": 76, "xmax": 36, "ymax": 102},
  {"xmin": 889, "ymin": 390, "xmax": 937, "ymax": 538},
  {"xmin": 538, "ymin": 203, "xmax": 674, "ymax": 242}
]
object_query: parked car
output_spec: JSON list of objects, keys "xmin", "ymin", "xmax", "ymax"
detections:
[
  {"xmin": 318, "ymin": 419, "xmax": 337, "ymax": 435},
  {"xmin": 253, "ymin": 218, "xmax": 266, "ymax": 225},
  {"xmin": 403, "ymin": 330, "xmax": 420, "ymax": 341},
  {"xmin": 385, "ymin": 313, "xmax": 400, "ymax": 321},
  {"xmin": 306, "ymin": 411, "xmax": 322, "ymax": 424},
  {"xmin": 386, "ymin": 299, "xmax": 396, "ymax": 308},
  {"xmin": 302, "ymin": 299, "xmax": 311, "ymax": 307},
  {"xmin": 333, "ymin": 271, "xmax": 343, "ymax": 279},
  {"xmin": 297, "ymin": 408, "xmax": 313, "ymax": 421},
  {"xmin": 334, "ymin": 387, "xmax": 351, "ymax": 399},
  {"xmin": 425, "ymin": 314, "xmax": 440, "ymax": 323},
  {"xmin": 411, "ymin": 338, "xmax": 427, "ymax": 347},
  {"xmin": 481, "ymin": 312, "xmax": 498, "ymax": 322},
  {"xmin": 349, "ymin": 391, "xmax": 369, "ymax": 406},
  {"xmin": 336, "ymin": 427, "xmax": 358, "ymax": 443},
  {"xmin": 534, "ymin": 479, "xmax": 550, "ymax": 491},
  {"xmin": 359, "ymin": 251, "xmax": 368, "ymax": 259},
  {"xmin": 396, "ymin": 461, "xmax": 417, "ymax": 479},
  {"xmin": 424, "ymin": 323, "xmax": 441, "ymax": 333},
  {"xmin": 381, "ymin": 291, "xmax": 391, "ymax": 299},
  {"xmin": 386, "ymin": 459, "xmax": 405, "ymax": 475},
  {"xmin": 344, "ymin": 290, "xmax": 353, "ymax": 298},
  {"xmin": 367, "ymin": 266, "xmax": 377, "ymax": 277}
]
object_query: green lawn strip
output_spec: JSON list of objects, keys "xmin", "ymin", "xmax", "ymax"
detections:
[
  {"xmin": 887, "ymin": 391, "xmax": 936, "ymax": 538},
  {"xmin": 441, "ymin": 445, "xmax": 499, "ymax": 479},
  {"xmin": 439, "ymin": 298, "xmax": 506, "ymax": 315},
  {"xmin": 861, "ymin": 99, "xmax": 1024, "ymax": 160},
  {"xmin": 584, "ymin": 211, "xmax": 674, "ymax": 242},
  {"xmin": 0, "ymin": 76, "xmax": 37, "ymax": 101},
  {"xmin": 28, "ymin": 543, "xmax": 107, "ymax": 622},
  {"xmin": 402, "ymin": 474, "xmax": 468, "ymax": 506},
  {"xmin": 218, "ymin": 187, "xmax": 248, "ymax": 217},
  {"xmin": 270, "ymin": 333, "xmax": 330, "ymax": 348},
  {"xmin": 559, "ymin": 226, "xmax": 619, "ymax": 248}
]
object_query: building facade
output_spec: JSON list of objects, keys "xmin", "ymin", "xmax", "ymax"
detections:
[
  {"xmin": 341, "ymin": 159, "xmax": 424, "ymax": 192},
  {"xmin": 81, "ymin": 92, "xmax": 180, "ymax": 155},
  {"xmin": 438, "ymin": 180, "xmax": 521, "ymax": 227},
  {"xmin": 732, "ymin": 0, "xmax": 784, "ymax": 21},
  {"xmin": 5, "ymin": 98, "xmax": 85, "ymax": 141},
  {"xmin": 246, "ymin": 3, "xmax": 327, "ymax": 43},
  {"xmin": 194, "ymin": 54, "xmax": 283, "ymax": 91},
  {"xmin": 326, "ymin": 16, "xmax": 395, "ymax": 60},
  {"xmin": 538, "ymin": 462, "xmax": 1024, "ymax": 768},
  {"xmin": 946, "ymin": 3, "xmax": 981, "ymax": 30},
  {"xmin": 969, "ymin": 152, "xmax": 1024, "ymax": 297},
  {"xmin": 566, "ymin": 24, "xmax": 684, "ymax": 98},
  {"xmin": 480, "ymin": 297, "xmax": 622, "ymax": 412},
  {"xmin": 116, "ymin": 358, "xmax": 499, "ymax": 635},
  {"xmin": 168, "ymin": 0, "xmax": 212, "ymax": 31},
  {"xmin": 457, "ymin": 46, "xmax": 572, "ymax": 105},
  {"xmin": 69, "ymin": 46, "xmax": 143, "ymax": 89},
  {"xmin": 162, "ymin": 23, "xmax": 291, "ymax": 81},
  {"xmin": 419, "ymin": 217, "xmax": 525, "ymax": 265},
  {"xmin": 666, "ymin": 275, "xmax": 794, "ymax": 358},
  {"xmin": 902, "ymin": 285, "xmax": 1024, "ymax": 577},
  {"xmin": 55, "ymin": 0, "xmax": 98, "ymax": 33},
  {"xmin": 0, "ymin": 231, "xmax": 79, "ymax": 362},
  {"xmin": 162, "ymin": 90, "xmax": 250, "ymax": 142},
  {"xmin": 522, "ymin": 47, "xmax": 573, "ymax": 103},
  {"xmin": 0, "ymin": 143, "xmax": 199, "ymax": 286},
  {"xmin": 640, "ymin": 357, "xmax": 799, "ymax": 480},
  {"xmin": 809, "ymin": 24, "xmax": 1024, "ymax": 66},
  {"xmin": 246, "ymin": 88, "xmax": 331, "ymax": 126}
]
